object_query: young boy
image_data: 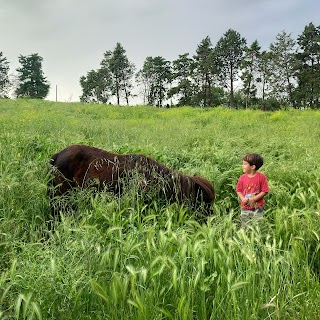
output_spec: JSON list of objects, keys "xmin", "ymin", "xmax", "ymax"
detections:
[{"xmin": 236, "ymin": 153, "xmax": 270, "ymax": 228}]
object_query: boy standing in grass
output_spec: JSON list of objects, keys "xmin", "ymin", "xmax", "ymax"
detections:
[{"xmin": 236, "ymin": 153, "xmax": 270, "ymax": 228}]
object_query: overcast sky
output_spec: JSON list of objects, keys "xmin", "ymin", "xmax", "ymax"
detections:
[{"xmin": 0, "ymin": 0, "xmax": 319, "ymax": 103}]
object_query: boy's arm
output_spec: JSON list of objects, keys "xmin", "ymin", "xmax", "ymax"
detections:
[
  {"xmin": 252, "ymin": 191, "xmax": 267, "ymax": 203},
  {"xmin": 236, "ymin": 191, "xmax": 249, "ymax": 204}
]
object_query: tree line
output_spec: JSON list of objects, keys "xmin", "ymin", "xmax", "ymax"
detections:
[{"xmin": 1, "ymin": 22, "xmax": 319, "ymax": 109}]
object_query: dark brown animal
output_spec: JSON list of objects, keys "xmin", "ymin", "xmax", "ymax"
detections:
[{"xmin": 49, "ymin": 144, "xmax": 215, "ymax": 215}]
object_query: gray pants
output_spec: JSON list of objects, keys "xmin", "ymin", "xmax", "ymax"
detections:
[{"xmin": 241, "ymin": 208, "xmax": 264, "ymax": 229}]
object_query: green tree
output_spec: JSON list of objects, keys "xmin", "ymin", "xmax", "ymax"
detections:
[
  {"xmin": 79, "ymin": 69, "xmax": 112, "ymax": 103},
  {"xmin": 101, "ymin": 43, "xmax": 135, "ymax": 105},
  {"xmin": 136, "ymin": 57, "xmax": 154, "ymax": 105},
  {"xmin": 210, "ymin": 86, "xmax": 227, "ymax": 106},
  {"xmin": 0, "ymin": 51, "xmax": 10, "ymax": 98},
  {"xmin": 168, "ymin": 53, "xmax": 195, "ymax": 106},
  {"xmin": 136, "ymin": 56, "xmax": 172, "ymax": 106},
  {"xmin": 215, "ymin": 29, "xmax": 246, "ymax": 107},
  {"xmin": 268, "ymin": 31, "xmax": 297, "ymax": 105},
  {"xmin": 15, "ymin": 53, "xmax": 50, "ymax": 99},
  {"xmin": 257, "ymin": 51, "xmax": 273, "ymax": 102},
  {"xmin": 193, "ymin": 36, "xmax": 216, "ymax": 107},
  {"xmin": 241, "ymin": 40, "xmax": 261, "ymax": 108},
  {"xmin": 295, "ymin": 22, "xmax": 320, "ymax": 108}
]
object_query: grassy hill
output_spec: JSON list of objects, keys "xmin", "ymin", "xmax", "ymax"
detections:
[{"xmin": 1, "ymin": 99, "xmax": 320, "ymax": 319}]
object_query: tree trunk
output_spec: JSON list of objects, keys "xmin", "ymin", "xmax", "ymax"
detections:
[{"xmin": 230, "ymin": 66, "xmax": 234, "ymax": 108}]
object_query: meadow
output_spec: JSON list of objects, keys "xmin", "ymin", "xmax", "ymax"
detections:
[{"xmin": 0, "ymin": 99, "xmax": 319, "ymax": 319}]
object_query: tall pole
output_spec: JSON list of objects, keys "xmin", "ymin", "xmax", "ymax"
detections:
[{"xmin": 55, "ymin": 85, "xmax": 57, "ymax": 102}]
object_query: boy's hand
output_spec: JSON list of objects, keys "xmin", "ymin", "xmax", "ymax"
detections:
[{"xmin": 241, "ymin": 197, "xmax": 249, "ymax": 204}]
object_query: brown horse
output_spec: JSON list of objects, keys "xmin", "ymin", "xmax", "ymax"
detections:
[{"xmin": 49, "ymin": 144, "xmax": 215, "ymax": 215}]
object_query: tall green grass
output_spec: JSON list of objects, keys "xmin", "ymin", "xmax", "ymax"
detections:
[{"xmin": 1, "ymin": 99, "xmax": 320, "ymax": 319}]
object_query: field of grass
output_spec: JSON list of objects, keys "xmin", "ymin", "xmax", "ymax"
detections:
[{"xmin": 0, "ymin": 99, "xmax": 320, "ymax": 319}]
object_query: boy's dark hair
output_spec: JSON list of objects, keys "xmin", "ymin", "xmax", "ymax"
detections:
[{"xmin": 243, "ymin": 153, "xmax": 264, "ymax": 170}]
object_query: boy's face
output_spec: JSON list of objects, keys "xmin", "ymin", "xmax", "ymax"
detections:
[{"xmin": 242, "ymin": 161, "xmax": 256, "ymax": 174}]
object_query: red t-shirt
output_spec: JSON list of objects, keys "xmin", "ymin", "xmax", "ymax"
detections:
[{"xmin": 236, "ymin": 172, "xmax": 269, "ymax": 210}]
